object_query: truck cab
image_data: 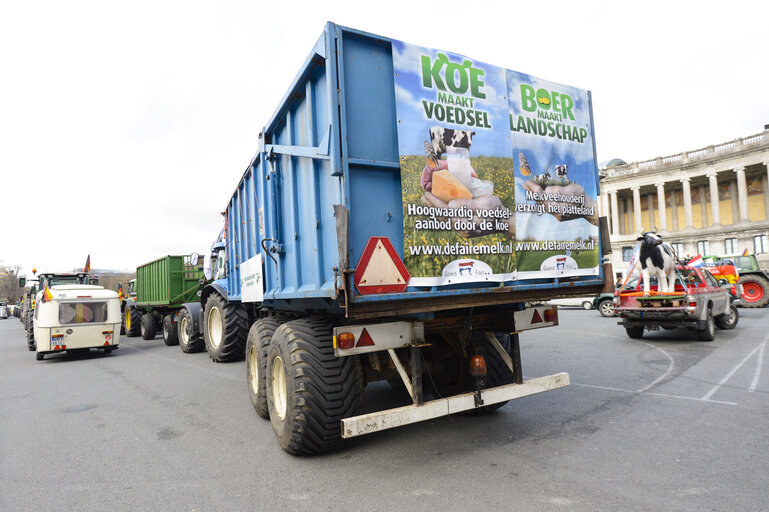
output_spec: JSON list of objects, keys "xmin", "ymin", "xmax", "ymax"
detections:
[{"xmin": 33, "ymin": 285, "xmax": 120, "ymax": 361}]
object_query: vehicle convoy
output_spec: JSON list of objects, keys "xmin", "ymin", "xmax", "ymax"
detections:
[
  {"xmin": 20, "ymin": 272, "xmax": 97, "ymax": 350},
  {"xmin": 124, "ymin": 255, "xmax": 204, "ymax": 346},
  {"xmin": 615, "ymin": 264, "xmax": 737, "ymax": 341},
  {"xmin": 703, "ymin": 253, "xmax": 769, "ymax": 308},
  {"xmin": 32, "ymin": 284, "xmax": 120, "ymax": 361},
  {"xmin": 190, "ymin": 23, "xmax": 612, "ymax": 454}
]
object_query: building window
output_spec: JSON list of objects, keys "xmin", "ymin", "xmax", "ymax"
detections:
[
  {"xmin": 696, "ymin": 240, "xmax": 710, "ymax": 256},
  {"xmin": 670, "ymin": 242, "xmax": 684, "ymax": 258},
  {"xmin": 724, "ymin": 238, "xmax": 737, "ymax": 254},
  {"xmin": 622, "ymin": 246, "xmax": 634, "ymax": 262},
  {"xmin": 755, "ymin": 235, "xmax": 769, "ymax": 254}
]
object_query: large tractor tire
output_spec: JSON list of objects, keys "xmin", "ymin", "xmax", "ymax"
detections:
[
  {"xmin": 178, "ymin": 307, "xmax": 204, "ymax": 353},
  {"xmin": 141, "ymin": 313, "xmax": 158, "ymax": 340},
  {"xmin": 120, "ymin": 309, "xmax": 127, "ymax": 335},
  {"xmin": 266, "ymin": 317, "xmax": 364, "ymax": 455},
  {"xmin": 204, "ymin": 294, "xmax": 248, "ymax": 362},
  {"xmin": 738, "ymin": 274, "xmax": 769, "ymax": 308},
  {"xmin": 125, "ymin": 308, "xmax": 143, "ymax": 338},
  {"xmin": 246, "ymin": 315, "xmax": 291, "ymax": 419},
  {"xmin": 26, "ymin": 315, "xmax": 35, "ymax": 351},
  {"xmin": 162, "ymin": 315, "xmax": 179, "ymax": 346}
]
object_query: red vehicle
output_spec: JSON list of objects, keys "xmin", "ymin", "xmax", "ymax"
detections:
[{"xmin": 614, "ymin": 264, "xmax": 737, "ymax": 341}]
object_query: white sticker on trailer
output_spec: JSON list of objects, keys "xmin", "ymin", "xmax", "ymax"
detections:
[{"xmin": 240, "ymin": 254, "xmax": 264, "ymax": 303}]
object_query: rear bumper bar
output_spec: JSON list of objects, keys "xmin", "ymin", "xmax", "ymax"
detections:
[{"xmin": 341, "ymin": 372, "xmax": 569, "ymax": 439}]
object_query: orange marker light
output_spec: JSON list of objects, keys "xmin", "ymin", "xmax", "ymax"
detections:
[
  {"xmin": 544, "ymin": 308, "xmax": 558, "ymax": 323},
  {"xmin": 469, "ymin": 355, "xmax": 487, "ymax": 377},
  {"xmin": 338, "ymin": 332, "xmax": 355, "ymax": 350}
]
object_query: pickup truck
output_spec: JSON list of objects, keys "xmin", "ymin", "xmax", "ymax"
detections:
[{"xmin": 615, "ymin": 265, "xmax": 737, "ymax": 341}]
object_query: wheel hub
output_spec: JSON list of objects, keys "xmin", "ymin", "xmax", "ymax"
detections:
[
  {"xmin": 248, "ymin": 345, "xmax": 259, "ymax": 394},
  {"xmin": 272, "ymin": 356, "xmax": 287, "ymax": 421},
  {"xmin": 208, "ymin": 307, "xmax": 223, "ymax": 349}
]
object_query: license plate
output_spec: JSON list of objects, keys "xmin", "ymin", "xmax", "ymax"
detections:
[{"xmin": 641, "ymin": 311, "xmax": 668, "ymax": 319}]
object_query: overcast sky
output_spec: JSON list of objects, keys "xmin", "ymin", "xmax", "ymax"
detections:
[{"xmin": 2, "ymin": 0, "xmax": 768, "ymax": 276}]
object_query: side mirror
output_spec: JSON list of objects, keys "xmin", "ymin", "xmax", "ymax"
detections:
[
  {"xmin": 18, "ymin": 277, "xmax": 26, "ymax": 287},
  {"xmin": 717, "ymin": 278, "xmax": 728, "ymax": 286},
  {"xmin": 190, "ymin": 253, "xmax": 200, "ymax": 266}
]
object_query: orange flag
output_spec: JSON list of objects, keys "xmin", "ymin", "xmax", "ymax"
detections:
[{"xmin": 84, "ymin": 254, "xmax": 91, "ymax": 273}]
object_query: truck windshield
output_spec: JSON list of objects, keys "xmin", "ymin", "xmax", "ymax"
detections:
[{"xmin": 58, "ymin": 302, "xmax": 108, "ymax": 324}]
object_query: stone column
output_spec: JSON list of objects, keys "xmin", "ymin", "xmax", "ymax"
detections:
[
  {"xmin": 618, "ymin": 195, "xmax": 626, "ymax": 235},
  {"xmin": 670, "ymin": 187, "xmax": 679, "ymax": 231},
  {"xmin": 632, "ymin": 186, "xmax": 642, "ymax": 234},
  {"xmin": 681, "ymin": 177, "xmax": 694, "ymax": 229},
  {"xmin": 609, "ymin": 190, "xmax": 620, "ymax": 237},
  {"xmin": 700, "ymin": 185, "xmax": 709, "ymax": 227},
  {"xmin": 708, "ymin": 171, "xmax": 721, "ymax": 226},
  {"xmin": 656, "ymin": 182, "xmax": 667, "ymax": 232},
  {"xmin": 647, "ymin": 193, "xmax": 655, "ymax": 230},
  {"xmin": 735, "ymin": 166, "xmax": 749, "ymax": 222},
  {"xmin": 600, "ymin": 192, "xmax": 609, "ymax": 221}
]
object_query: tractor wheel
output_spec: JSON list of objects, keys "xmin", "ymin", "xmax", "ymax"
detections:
[
  {"xmin": 204, "ymin": 294, "xmax": 248, "ymax": 362},
  {"xmin": 125, "ymin": 308, "xmax": 143, "ymax": 337},
  {"xmin": 120, "ymin": 310, "xmax": 126, "ymax": 335},
  {"xmin": 738, "ymin": 275, "xmax": 769, "ymax": 308},
  {"xmin": 162, "ymin": 315, "xmax": 179, "ymax": 346},
  {"xmin": 246, "ymin": 315, "xmax": 291, "ymax": 419},
  {"xmin": 715, "ymin": 304, "xmax": 739, "ymax": 330},
  {"xmin": 141, "ymin": 313, "xmax": 157, "ymax": 340},
  {"xmin": 178, "ymin": 308, "xmax": 204, "ymax": 353},
  {"xmin": 266, "ymin": 317, "xmax": 364, "ymax": 455}
]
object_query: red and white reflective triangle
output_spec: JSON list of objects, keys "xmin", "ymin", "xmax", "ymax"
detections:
[{"xmin": 354, "ymin": 237, "xmax": 410, "ymax": 295}]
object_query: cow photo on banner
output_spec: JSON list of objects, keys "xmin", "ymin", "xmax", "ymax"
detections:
[{"xmin": 392, "ymin": 40, "xmax": 516, "ymax": 287}]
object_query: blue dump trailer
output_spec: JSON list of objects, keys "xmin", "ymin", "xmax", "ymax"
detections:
[{"xmin": 183, "ymin": 22, "xmax": 613, "ymax": 454}]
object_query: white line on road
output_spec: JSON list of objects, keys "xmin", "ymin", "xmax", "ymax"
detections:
[
  {"xmin": 701, "ymin": 332, "xmax": 769, "ymax": 401},
  {"xmin": 635, "ymin": 341, "xmax": 675, "ymax": 393},
  {"xmin": 749, "ymin": 336, "xmax": 767, "ymax": 393},
  {"xmin": 572, "ymin": 382, "xmax": 737, "ymax": 406}
]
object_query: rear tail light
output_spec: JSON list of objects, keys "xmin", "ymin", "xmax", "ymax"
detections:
[
  {"xmin": 544, "ymin": 308, "xmax": 558, "ymax": 323},
  {"xmin": 469, "ymin": 355, "xmax": 487, "ymax": 377},
  {"xmin": 336, "ymin": 332, "xmax": 355, "ymax": 350}
]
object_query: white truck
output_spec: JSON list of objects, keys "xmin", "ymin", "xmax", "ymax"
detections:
[{"xmin": 33, "ymin": 285, "xmax": 121, "ymax": 361}]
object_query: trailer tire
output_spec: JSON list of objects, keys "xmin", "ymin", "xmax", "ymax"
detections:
[
  {"xmin": 26, "ymin": 316, "xmax": 35, "ymax": 350},
  {"xmin": 162, "ymin": 315, "xmax": 179, "ymax": 346},
  {"xmin": 266, "ymin": 317, "xmax": 364, "ymax": 455},
  {"xmin": 715, "ymin": 304, "xmax": 739, "ymax": 330},
  {"xmin": 178, "ymin": 308, "xmax": 204, "ymax": 353},
  {"xmin": 697, "ymin": 308, "xmax": 716, "ymax": 341},
  {"xmin": 738, "ymin": 275, "xmax": 769, "ymax": 308},
  {"xmin": 125, "ymin": 307, "xmax": 142, "ymax": 337},
  {"xmin": 246, "ymin": 315, "xmax": 291, "ymax": 419},
  {"xmin": 141, "ymin": 313, "xmax": 157, "ymax": 340},
  {"xmin": 625, "ymin": 326, "xmax": 644, "ymax": 339},
  {"xmin": 204, "ymin": 294, "xmax": 247, "ymax": 362}
]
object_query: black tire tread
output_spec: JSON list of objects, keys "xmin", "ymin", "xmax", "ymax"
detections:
[
  {"xmin": 269, "ymin": 317, "xmax": 363, "ymax": 455},
  {"xmin": 163, "ymin": 315, "xmax": 179, "ymax": 346},
  {"xmin": 178, "ymin": 308, "xmax": 204, "ymax": 353},
  {"xmin": 205, "ymin": 294, "xmax": 248, "ymax": 362},
  {"xmin": 246, "ymin": 315, "xmax": 292, "ymax": 418},
  {"xmin": 141, "ymin": 313, "xmax": 157, "ymax": 340},
  {"xmin": 715, "ymin": 304, "xmax": 739, "ymax": 330},
  {"xmin": 126, "ymin": 308, "xmax": 142, "ymax": 337}
]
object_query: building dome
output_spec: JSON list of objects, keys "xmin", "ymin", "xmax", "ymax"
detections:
[{"xmin": 604, "ymin": 158, "xmax": 627, "ymax": 168}]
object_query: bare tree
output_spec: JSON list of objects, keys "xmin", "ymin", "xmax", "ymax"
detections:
[{"xmin": 0, "ymin": 265, "xmax": 23, "ymax": 303}]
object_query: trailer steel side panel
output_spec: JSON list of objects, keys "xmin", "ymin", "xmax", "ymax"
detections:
[
  {"xmin": 224, "ymin": 23, "xmax": 605, "ymax": 314},
  {"xmin": 136, "ymin": 255, "xmax": 203, "ymax": 306}
]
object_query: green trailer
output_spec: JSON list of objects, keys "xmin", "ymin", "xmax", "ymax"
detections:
[{"xmin": 124, "ymin": 255, "xmax": 204, "ymax": 345}]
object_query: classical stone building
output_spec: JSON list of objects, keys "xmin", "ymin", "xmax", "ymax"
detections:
[{"xmin": 599, "ymin": 128, "xmax": 769, "ymax": 278}]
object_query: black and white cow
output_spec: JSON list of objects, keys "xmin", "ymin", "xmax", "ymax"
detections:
[
  {"xmin": 429, "ymin": 126, "xmax": 475, "ymax": 158},
  {"xmin": 555, "ymin": 164, "xmax": 568, "ymax": 179},
  {"xmin": 637, "ymin": 231, "xmax": 676, "ymax": 294}
]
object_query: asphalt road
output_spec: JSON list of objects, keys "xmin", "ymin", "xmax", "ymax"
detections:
[{"xmin": 1, "ymin": 307, "xmax": 768, "ymax": 512}]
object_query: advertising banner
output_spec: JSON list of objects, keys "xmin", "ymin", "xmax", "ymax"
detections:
[{"xmin": 392, "ymin": 40, "xmax": 599, "ymax": 286}]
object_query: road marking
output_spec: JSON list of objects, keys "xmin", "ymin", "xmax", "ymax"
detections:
[
  {"xmin": 749, "ymin": 335, "xmax": 767, "ymax": 393},
  {"xmin": 571, "ymin": 382, "xmax": 737, "ymax": 406},
  {"xmin": 635, "ymin": 341, "xmax": 675, "ymax": 393},
  {"xmin": 701, "ymin": 332, "xmax": 769, "ymax": 400}
]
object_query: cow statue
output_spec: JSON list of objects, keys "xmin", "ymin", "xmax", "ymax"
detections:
[
  {"xmin": 429, "ymin": 126, "xmax": 475, "ymax": 158},
  {"xmin": 637, "ymin": 230, "xmax": 677, "ymax": 294}
]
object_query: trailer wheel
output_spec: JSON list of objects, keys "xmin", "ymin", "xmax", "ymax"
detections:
[
  {"xmin": 715, "ymin": 304, "xmax": 739, "ymax": 330},
  {"xmin": 266, "ymin": 317, "xmax": 364, "ymax": 455},
  {"xmin": 246, "ymin": 315, "xmax": 290, "ymax": 419},
  {"xmin": 625, "ymin": 326, "xmax": 644, "ymax": 339},
  {"xmin": 125, "ymin": 307, "xmax": 142, "ymax": 337},
  {"xmin": 141, "ymin": 313, "xmax": 157, "ymax": 340},
  {"xmin": 738, "ymin": 275, "xmax": 769, "ymax": 308},
  {"xmin": 697, "ymin": 308, "xmax": 716, "ymax": 341},
  {"xmin": 204, "ymin": 294, "xmax": 247, "ymax": 362},
  {"xmin": 120, "ymin": 310, "xmax": 126, "ymax": 335},
  {"xmin": 178, "ymin": 308, "xmax": 203, "ymax": 353},
  {"xmin": 162, "ymin": 315, "xmax": 179, "ymax": 346},
  {"xmin": 26, "ymin": 316, "xmax": 35, "ymax": 350}
]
